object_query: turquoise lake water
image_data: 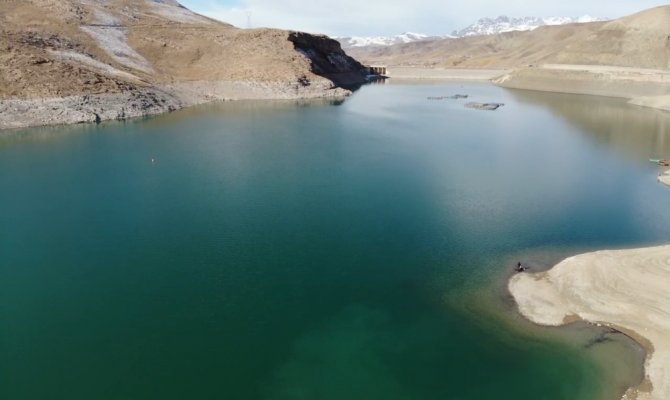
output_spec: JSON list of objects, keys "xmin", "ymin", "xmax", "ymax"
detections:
[{"xmin": 2, "ymin": 82, "xmax": 670, "ymax": 399}]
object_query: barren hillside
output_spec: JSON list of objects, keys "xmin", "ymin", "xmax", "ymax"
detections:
[
  {"xmin": 553, "ymin": 6, "xmax": 670, "ymax": 69},
  {"xmin": 348, "ymin": 6, "xmax": 670, "ymax": 70},
  {"xmin": 0, "ymin": 0, "xmax": 367, "ymax": 129}
]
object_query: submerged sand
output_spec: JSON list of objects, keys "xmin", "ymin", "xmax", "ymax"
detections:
[
  {"xmin": 509, "ymin": 245, "xmax": 670, "ymax": 400},
  {"xmin": 659, "ymin": 170, "xmax": 670, "ymax": 187}
]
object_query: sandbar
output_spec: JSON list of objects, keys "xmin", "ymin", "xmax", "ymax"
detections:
[
  {"xmin": 659, "ymin": 170, "xmax": 670, "ymax": 187},
  {"xmin": 387, "ymin": 67, "xmax": 509, "ymax": 81},
  {"xmin": 509, "ymin": 245, "xmax": 670, "ymax": 400}
]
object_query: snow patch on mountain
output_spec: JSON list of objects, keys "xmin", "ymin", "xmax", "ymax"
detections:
[
  {"xmin": 337, "ymin": 15, "xmax": 607, "ymax": 48},
  {"xmin": 336, "ymin": 32, "xmax": 448, "ymax": 48},
  {"xmin": 452, "ymin": 15, "xmax": 606, "ymax": 37}
]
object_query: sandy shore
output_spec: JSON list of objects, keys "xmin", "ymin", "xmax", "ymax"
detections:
[
  {"xmin": 495, "ymin": 65, "xmax": 670, "ymax": 113},
  {"xmin": 630, "ymin": 96, "xmax": 670, "ymax": 113},
  {"xmin": 509, "ymin": 245, "xmax": 670, "ymax": 400},
  {"xmin": 388, "ymin": 67, "xmax": 509, "ymax": 81},
  {"xmin": 381, "ymin": 65, "xmax": 670, "ymax": 113}
]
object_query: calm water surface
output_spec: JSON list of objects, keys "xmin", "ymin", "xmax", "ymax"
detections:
[{"xmin": 2, "ymin": 83, "xmax": 670, "ymax": 399}]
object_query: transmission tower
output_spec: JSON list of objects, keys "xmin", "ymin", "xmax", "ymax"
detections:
[{"xmin": 246, "ymin": 10, "xmax": 252, "ymax": 29}]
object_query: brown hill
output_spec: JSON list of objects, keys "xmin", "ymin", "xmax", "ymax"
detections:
[
  {"xmin": 348, "ymin": 6, "xmax": 670, "ymax": 70},
  {"xmin": 0, "ymin": 0, "xmax": 367, "ymax": 129},
  {"xmin": 552, "ymin": 6, "xmax": 670, "ymax": 69}
]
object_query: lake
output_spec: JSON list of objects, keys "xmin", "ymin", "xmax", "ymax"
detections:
[{"xmin": 2, "ymin": 82, "xmax": 670, "ymax": 399}]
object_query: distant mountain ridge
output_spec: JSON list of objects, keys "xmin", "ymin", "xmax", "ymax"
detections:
[
  {"xmin": 336, "ymin": 32, "xmax": 447, "ymax": 48},
  {"xmin": 452, "ymin": 15, "xmax": 606, "ymax": 37},
  {"xmin": 346, "ymin": 5, "xmax": 670, "ymax": 71},
  {"xmin": 338, "ymin": 15, "xmax": 607, "ymax": 48}
]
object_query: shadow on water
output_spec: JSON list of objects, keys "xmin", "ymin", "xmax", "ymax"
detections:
[
  {"xmin": 507, "ymin": 89, "xmax": 670, "ymax": 162},
  {"xmin": 0, "ymin": 97, "xmax": 349, "ymax": 147}
]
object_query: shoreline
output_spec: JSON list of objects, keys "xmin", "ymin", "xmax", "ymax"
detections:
[
  {"xmin": 381, "ymin": 65, "xmax": 670, "ymax": 113},
  {"xmin": 446, "ymin": 246, "xmax": 648, "ymax": 400},
  {"xmin": 493, "ymin": 65, "xmax": 670, "ymax": 113},
  {"xmin": 509, "ymin": 245, "xmax": 670, "ymax": 400},
  {"xmin": 5, "ymin": 65, "xmax": 670, "ymax": 130},
  {"xmin": 0, "ymin": 79, "xmax": 351, "ymax": 131},
  {"xmin": 386, "ymin": 67, "xmax": 509, "ymax": 81},
  {"xmin": 0, "ymin": 68, "xmax": 509, "ymax": 131}
]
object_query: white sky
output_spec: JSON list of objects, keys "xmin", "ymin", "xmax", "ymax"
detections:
[{"xmin": 180, "ymin": 0, "xmax": 669, "ymax": 36}]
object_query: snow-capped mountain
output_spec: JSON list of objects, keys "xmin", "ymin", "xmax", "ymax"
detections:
[
  {"xmin": 336, "ymin": 32, "xmax": 447, "ymax": 48},
  {"xmin": 338, "ymin": 16, "xmax": 606, "ymax": 48},
  {"xmin": 451, "ymin": 15, "xmax": 606, "ymax": 37}
]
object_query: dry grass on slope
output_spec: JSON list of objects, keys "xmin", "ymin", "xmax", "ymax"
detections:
[
  {"xmin": 130, "ymin": 27, "xmax": 315, "ymax": 83},
  {"xmin": 348, "ymin": 5, "xmax": 670, "ymax": 70},
  {"xmin": 1, "ymin": 0, "xmax": 364, "ymax": 101},
  {"xmin": 347, "ymin": 22, "xmax": 604, "ymax": 68},
  {"xmin": 554, "ymin": 6, "xmax": 670, "ymax": 69}
]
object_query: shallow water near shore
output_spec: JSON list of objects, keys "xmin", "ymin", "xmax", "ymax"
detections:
[{"xmin": 1, "ymin": 82, "xmax": 670, "ymax": 399}]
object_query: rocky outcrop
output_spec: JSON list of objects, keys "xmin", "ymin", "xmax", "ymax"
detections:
[
  {"xmin": 288, "ymin": 32, "xmax": 367, "ymax": 88},
  {"xmin": 0, "ymin": 91, "xmax": 179, "ymax": 130}
]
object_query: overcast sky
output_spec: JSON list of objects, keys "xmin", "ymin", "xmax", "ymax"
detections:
[{"xmin": 179, "ymin": 0, "xmax": 669, "ymax": 36}]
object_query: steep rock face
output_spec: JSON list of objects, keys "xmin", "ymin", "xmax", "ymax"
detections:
[
  {"xmin": 0, "ymin": 0, "xmax": 368, "ymax": 129},
  {"xmin": 288, "ymin": 32, "xmax": 367, "ymax": 88}
]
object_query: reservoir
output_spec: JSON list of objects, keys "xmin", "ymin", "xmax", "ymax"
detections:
[{"xmin": 1, "ymin": 82, "xmax": 670, "ymax": 399}]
